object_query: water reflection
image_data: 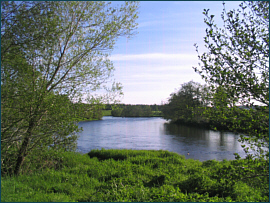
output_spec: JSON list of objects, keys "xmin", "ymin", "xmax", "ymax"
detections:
[
  {"xmin": 162, "ymin": 123, "xmax": 244, "ymax": 161},
  {"xmin": 77, "ymin": 116, "xmax": 248, "ymax": 161}
]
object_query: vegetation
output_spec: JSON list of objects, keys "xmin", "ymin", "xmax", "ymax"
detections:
[
  {"xmin": 1, "ymin": 149, "xmax": 268, "ymax": 202},
  {"xmin": 163, "ymin": 1, "xmax": 269, "ymax": 156},
  {"xmin": 161, "ymin": 81, "xmax": 268, "ymax": 133},
  {"xmin": 102, "ymin": 110, "xmax": 112, "ymax": 117},
  {"xmin": 73, "ymin": 102, "xmax": 104, "ymax": 121},
  {"xmin": 161, "ymin": 1, "xmax": 269, "ymax": 188},
  {"xmin": 193, "ymin": 1, "xmax": 269, "ymax": 159},
  {"xmin": 161, "ymin": 81, "xmax": 210, "ymax": 126},
  {"xmin": 1, "ymin": 1, "xmax": 268, "ymax": 202},
  {"xmin": 111, "ymin": 104, "xmax": 163, "ymax": 117},
  {"xmin": 1, "ymin": 1, "xmax": 139, "ymax": 176}
]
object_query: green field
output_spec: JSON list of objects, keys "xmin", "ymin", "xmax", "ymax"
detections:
[{"xmin": 1, "ymin": 149, "xmax": 268, "ymax": 202}]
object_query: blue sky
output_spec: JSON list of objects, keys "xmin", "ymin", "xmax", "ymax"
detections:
[{"xmin": 109, "ymin": 1, "xmax": 242, "ymax": 105}]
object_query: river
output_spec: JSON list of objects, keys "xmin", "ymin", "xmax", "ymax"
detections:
[{"xmin": 77, "ymin": 116, "xmax": 248, "ymax": 161}]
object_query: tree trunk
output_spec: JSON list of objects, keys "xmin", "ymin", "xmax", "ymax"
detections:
[{"xmin": 13, "ymin": 121, "xmax": 34, "ymax": 175}]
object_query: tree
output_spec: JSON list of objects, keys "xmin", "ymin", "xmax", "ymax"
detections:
[
  {"xmin": 161, "ymin": 81, "xmax": 209, "ymax": 124},
  {"xmin": 142, "ymin": 105, "xmax": 152, "ymax": 117},
  {"xmin": 1, "ymin": 1, "xmax": 139, "ymax": 175},
  {"xmin": 194, "ymin": 1, "xmax": 269, "ymax": 107},
  {"xmin": 193, "ymin": 1, "xmax": 269, "ymax": 160},
  {"xmin": 111, "ymin": 107, "xmax": 123, "ymax": 117}
]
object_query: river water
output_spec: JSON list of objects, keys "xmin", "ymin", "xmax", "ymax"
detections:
[{"xmin": 77, "ymin": 116, "xmax": 248, "ymax": 161}]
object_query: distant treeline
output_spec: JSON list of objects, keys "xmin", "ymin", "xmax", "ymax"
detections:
[
  {"xmin": 72, "ymin": 103, "xmax": 163, "ymax": 120},
  {"xmin": 110, "ymin": 104, "xmax": 163, "ymax": 117}
]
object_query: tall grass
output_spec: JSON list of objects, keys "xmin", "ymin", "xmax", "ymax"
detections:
[{"xmin": 1, "ymin": 149, "xmax": 268, "ymax": 202}]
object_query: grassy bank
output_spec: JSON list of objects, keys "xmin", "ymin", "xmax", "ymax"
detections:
[{"xmin": 1, "ymin": 149, "xmax": 268, "ymax": 202}]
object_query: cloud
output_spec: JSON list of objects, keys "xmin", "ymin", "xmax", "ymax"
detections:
[{"xmin": 109, "ymin": 52, "xmax": 204, "ymax": 104}]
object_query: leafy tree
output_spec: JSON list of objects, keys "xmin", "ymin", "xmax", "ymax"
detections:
[
  {"xmin": 1, "ymin": 1, "xmax": 139, "ymax": 175},
  {"xmin": 194, "ymin": 1, "xmax": 268, "ymax": 106},
  {"xmin": 121, "ymin": 105, "xmax": 142, "ymax": 117},
  {"xmin": 73, "ymin": 101, "xmax": 103, "ymax": 121},
  {"xmin": 193, "ymin": 1, "xmax": 269, "ymax": 181},
  {"xmin": 142, "ymin": 105, "xmax": 152, "ymax": 117},
  {"xmin": 111, "ymin": 107, "xmax": 123, "ymax": 117},
  {"xmin": 111, "ymin": 104, "xmax": 157, "ymax": 117},
  {"xmin": 193, "ymin": 1, "xmax": 269, "ymax": 159},
  {"xmin": 161, "ymin": 81, "xmax": 209, "ymax": 124},
  {"xmin": 151, "ymin": 104, "xmax": 159, "ymax": 111}
]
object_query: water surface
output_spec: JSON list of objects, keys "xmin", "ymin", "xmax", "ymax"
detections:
[{"xmin": 77, "ymin": 116, "xmax": 247, "ymax": 161}]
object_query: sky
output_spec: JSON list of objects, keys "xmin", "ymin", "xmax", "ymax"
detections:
[{"xmin": 108, "ymin": 1, "xmax": 242, "ymax": 105}]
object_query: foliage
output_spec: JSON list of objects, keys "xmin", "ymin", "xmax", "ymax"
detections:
[
  {"xmin": 120, "ymin": 105, "xmax": 152, "ymax": 117},
  {"xmin": 1, "ymin": 1, "xmax": 139, "ymax": 175},
  {"xmin": 1, "ymin": 149, "xmax": 268, "ymax": 202},
  {"xmin": 73, "ymin": 100, "xmax": 104, "ymax": 121},
  {"xmin": 194, "ymin": 1, "xmax": 269, "ymax": 106},
  {"xmin": 111, "ymin": 104, "xmax": 163, "ymax": 117},
  {"xmin": 193, "ymin": 1, "xmax": 269, "ymax": 160},
  {"xmin": 161, "ymin": 81, "xmax": 210, "ymax": 124},
  {"xmin": 1, "ymin": 92, "xmax": 81, "ymax": 176},
  {"xmin": 192, "ymin": 0, "xmax": 269, "ymax": 186},
  {"xmin": 102, "ymin": 110, "xmax": 112, "ymax": 116}
]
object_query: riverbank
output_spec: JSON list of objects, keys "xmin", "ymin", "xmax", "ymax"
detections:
[{"xmin": 2, "ymin": 149, "xmax": 268, "ymax": 202}]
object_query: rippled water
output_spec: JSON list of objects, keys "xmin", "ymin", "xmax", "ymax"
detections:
[{"xmin": 77, "ymin": 116, "xmax": 248, "ymax": 161}]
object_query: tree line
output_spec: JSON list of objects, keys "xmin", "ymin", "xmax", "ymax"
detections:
[{"xmin": 111, "ymin": 104, "xmax": 162, "ymax": 117}]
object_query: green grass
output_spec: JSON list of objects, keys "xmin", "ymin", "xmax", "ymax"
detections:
[{"xmin": 1, "ymin": 149, "xmax": 269, "ymax": 202}]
